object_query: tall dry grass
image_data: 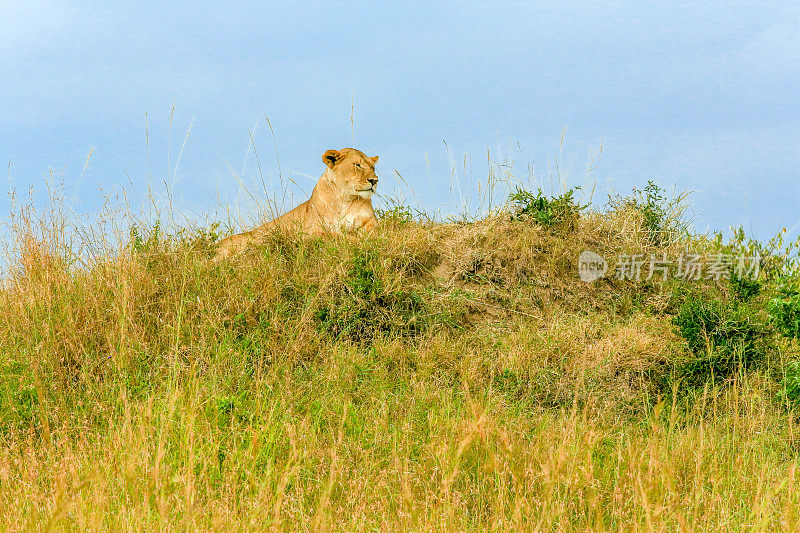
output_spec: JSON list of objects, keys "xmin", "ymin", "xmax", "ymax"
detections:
[{"xmin": 0, "ymin": 174, "xmax": 798, "ymax": 531}]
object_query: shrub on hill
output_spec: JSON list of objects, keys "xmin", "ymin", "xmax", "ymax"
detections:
[
  {"xmin": 670, "ymin": 285, "xmax": 771, "ymax": 387},
  {"xmin": 508, "ymin": 186, "xmax": 586, "ymax": 229}
]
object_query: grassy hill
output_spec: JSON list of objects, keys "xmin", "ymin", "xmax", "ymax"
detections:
[{"xmin": 2, "ymin": 183, "xmax": 800, "ymax": 530}]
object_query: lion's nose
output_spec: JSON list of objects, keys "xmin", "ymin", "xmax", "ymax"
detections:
[{"xmin": 368, "ymin": 178, "xmax": 378, "ymax": 187}]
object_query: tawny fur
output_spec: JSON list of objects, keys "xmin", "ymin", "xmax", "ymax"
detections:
[{"xmin": 215, "ymin": 148, "xmax": 379, "ymax": 259}]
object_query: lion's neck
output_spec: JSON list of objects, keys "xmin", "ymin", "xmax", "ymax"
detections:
[{"xmin": 309, "ymin": 170, "xmax": 354, "ymax": 215}]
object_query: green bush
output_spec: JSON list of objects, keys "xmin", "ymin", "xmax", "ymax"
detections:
[
  {"xmin": 376, "ymin": 205, "xmax": 416, "ymax": 224},
  {"xmin": 129, "ymin": 221, "xmax": 162, "ymax": 253},
  {"xmin": 610, "ymin": 181, "xmax": 689, "ymax": 247},
  {"xmin": 508, "ymin": 187, "xmax": 586, "ymax": 227},
  {"xmin": 768, "ymin": 275, "xmax": 800, "ymax": 339},
  {"xmin": 779, "ymin": 360, "xmax": 800, "ymax": 409},
  {"xmin": 711, "ymin": 227, "xmax": 764, "ymax": 302},
  {"xmin": 768, "ymin": 294, "xmax": 800, "ymax": 339},
  {"xmin": 730, "ymin": 272, "xmax": 761, "ymax": 302},
  {"xmin": 634, "ymin": 181, "xmax": 668, "ymax": 246},
  {"xmin": 671, "ymin": 289, "xmax": 770, "ymax": 386},
  {"xmin": 316, "ymin": 249, "xmax": 428, "ymax": 344}
]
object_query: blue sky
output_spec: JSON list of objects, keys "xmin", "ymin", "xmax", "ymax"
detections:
[{"xmin": 1, "ymin": 1, "xmax": 798, "ymax": 241}]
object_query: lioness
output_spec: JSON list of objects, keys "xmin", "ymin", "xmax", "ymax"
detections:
[{"xmin": 215, "ymin": 147, "xmax": 379, "ymax": 259}]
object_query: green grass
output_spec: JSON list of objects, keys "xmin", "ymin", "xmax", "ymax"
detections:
[
  {"xmin": 1, "ymin": 185, "xmax": 800, "ymax": 530},
  {"xmin": 670, "ymin": 285, "xmax": 771, "ymax": 387}
]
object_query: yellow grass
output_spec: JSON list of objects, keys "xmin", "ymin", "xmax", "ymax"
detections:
[{"xmin": 0, "ymin": 190, "xmax": 798, "ymax": 531}]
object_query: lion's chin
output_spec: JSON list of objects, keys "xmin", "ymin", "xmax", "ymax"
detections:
[{"xmin": 357, "ymin": 189, "xmax": 375, "ymax": 199}]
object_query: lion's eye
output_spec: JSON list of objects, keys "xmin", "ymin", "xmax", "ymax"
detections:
[{"xmin": 354, "ymin": 163, "xmax": 363, "ymax": 169}]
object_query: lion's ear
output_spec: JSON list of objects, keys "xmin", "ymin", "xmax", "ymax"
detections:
[
  {"xmin": 370, "ymin": 155, "xmax": 379, "ymax": 164},
  {"xmin": 323, "ymin": 149, "xmax": 342, "ymax": 168}
]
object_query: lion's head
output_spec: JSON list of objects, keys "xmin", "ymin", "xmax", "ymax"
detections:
[{"xmin": 322, "ymin": 148, "xmax": 379, "ymax": 200}]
